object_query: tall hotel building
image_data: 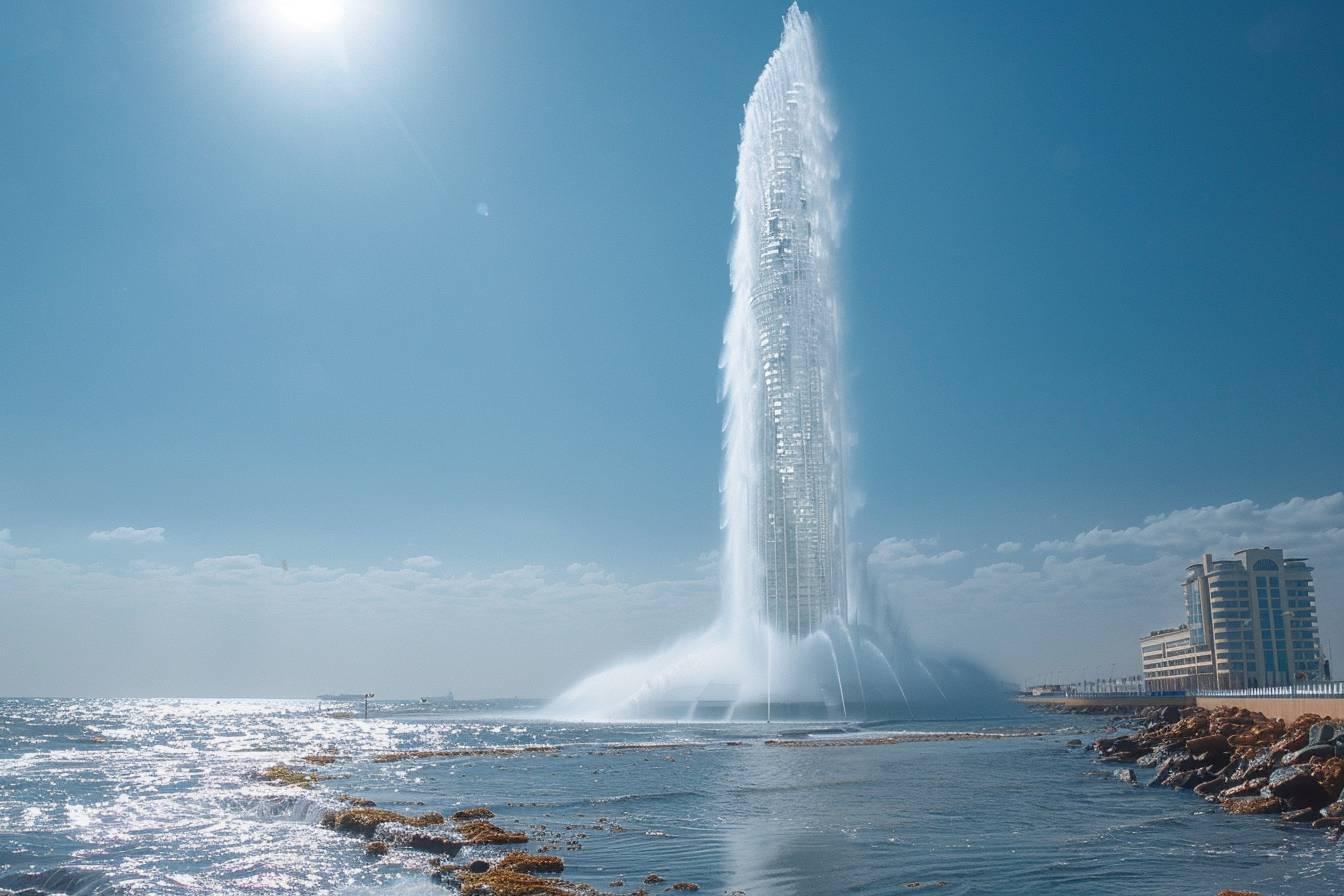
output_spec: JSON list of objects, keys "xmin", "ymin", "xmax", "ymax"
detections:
[{"xmin": 1141, "ymin": 547, "xmax": 1326, "ymax": 689}]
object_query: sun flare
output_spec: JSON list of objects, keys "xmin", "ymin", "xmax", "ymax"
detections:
[{"xmin": 268, "ymin": 0, "xmax": 345, "ymax": 34}]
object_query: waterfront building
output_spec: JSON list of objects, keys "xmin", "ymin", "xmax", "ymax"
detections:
[
  {"xmin": 1140, "ymin": 547, "xmax": 1326, "ymax": 690},
  {"xmin": 1139, "ymin": 625, "xmax": 1216, "ymax": 690}
]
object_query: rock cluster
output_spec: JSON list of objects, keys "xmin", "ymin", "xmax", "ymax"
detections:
[{"xmin": 1091, "ymin": 707, "xmax": 1344, "ymax": 834}]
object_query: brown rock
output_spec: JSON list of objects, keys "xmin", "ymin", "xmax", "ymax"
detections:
[
  {"xmin": 1186, "ymin": 734, "xmax": 1231, "ymax": 757},
  {"xmin": 496, "ymin": 851, "xmax": 565, "ymax": 873},
  {"xmin": 1281, "ymin": 807, "xmax": 1320, "ymax": 823},
  {"xmin": 456, "ymin": 820, "xmax": 529, "ymax": 845},
  {"xmin": 1219, "ymin": 777, "xmax": 1267, "ymax": 799},
  {"xmin": 452, "ymin": 806, "xmax": 496, "ymax": 821},
  {"xmin": 1221, "ymin": 796, "xmax": 1283, "ymax": 815},
  {"xmin": 1193, "ymin": 775, "xmax": 1228, "ymax": 797},
  {"xmin": 1309, "ymin": 757, "xmax": 1344, "ymax": 800},
  {"xmin": 321, "ymin": 808, "xmax": 446, "ymax": 837},
  {"xmin": 403, "ymin": 832, "xmax": 462, "ymax": 854}
]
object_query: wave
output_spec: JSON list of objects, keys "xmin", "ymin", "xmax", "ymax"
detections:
[{"xmin": 0, "ymin": 866, "xmax": 127, "ymax": 896}]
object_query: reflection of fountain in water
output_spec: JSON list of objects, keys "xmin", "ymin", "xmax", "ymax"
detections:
[{"xmin": 546, "ymin": 6, "xmax": 1008, "ymax": 722}]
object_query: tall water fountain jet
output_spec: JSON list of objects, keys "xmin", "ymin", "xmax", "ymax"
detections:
[
  {"xmin": 545, "ymin": 6, "xmax": 1012, "ymax": 722},
  {"xmin": 724, "ymin": 2, "xmax": 847, "ymax": 642}
]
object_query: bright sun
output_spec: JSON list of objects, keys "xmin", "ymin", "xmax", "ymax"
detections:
[{"xmin": 269, "ymin": 0, "xmax": 346, "ymax": 34}]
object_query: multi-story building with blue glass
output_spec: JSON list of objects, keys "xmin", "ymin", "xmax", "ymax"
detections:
[{"xmin": 1142, "ymin": 547, "xmax": 1326, "ymax": 689}]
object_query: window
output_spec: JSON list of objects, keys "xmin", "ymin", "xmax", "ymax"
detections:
[{"xmin": 1253, "ymin": 559, "xmax": 1279, "ymax": 571}]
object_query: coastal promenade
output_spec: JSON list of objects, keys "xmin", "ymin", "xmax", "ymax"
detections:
[{"xmin": 1022, "ymin": 684, "xmax": 1344, "ymax": 721}]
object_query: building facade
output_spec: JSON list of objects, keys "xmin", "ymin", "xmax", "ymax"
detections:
[
  {"xmin": 1141, "ymin": 547, "xmax": 1326, "ymax": 690},
  {"xmin": 1139, "ymin": 625, "xmax": 1216, "ymax": 691}
]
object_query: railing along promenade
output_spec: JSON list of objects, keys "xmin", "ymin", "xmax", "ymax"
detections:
[{"xmin": 1024, "ymin": 682, "xmax": 1344, "ymax": 718}]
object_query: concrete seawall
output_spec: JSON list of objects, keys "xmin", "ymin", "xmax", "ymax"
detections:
[{"xmin": 1195, "ymin": 695, "xmax": 1344, "ymax": 720}]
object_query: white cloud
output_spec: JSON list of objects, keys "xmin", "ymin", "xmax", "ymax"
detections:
[
  {"xmin": 476, "ymin": 202, "xmax": 490, "ymax": 217},
  {"xmin": 868, "ymin": 537, "xmax": 965, "ymax": 571},
  {"xmin": 1033, "ymin": 493, "xmax": 1344, "ymax": 555},
  {"xmin": 89, "ymin": 526, "xmax": 165, "ymax": 544},
  {"xmin": 403, "ymin": 555, "xmax": 442, "ymax": 570},
  {"xmin": 996, "ymin": 541, "xmax": 1022, "ymax": 555},
  {"xmin": 566, "ymin": 561, "xmax": 615, "ymax": 585},
  {"xmin": 0, "ymin": 546, "xmax": 718, "ymax": 698},
  {"xmin": 0, "ymin": 529, "xmax": 38, "ymax": 560}
]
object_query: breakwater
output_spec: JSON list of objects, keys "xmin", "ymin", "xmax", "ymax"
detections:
[{"xmin": 1090, "ymin": 705, "xmax": 1344, "ymax": 834}]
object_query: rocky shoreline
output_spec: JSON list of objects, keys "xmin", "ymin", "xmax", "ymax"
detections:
[{"xmin": 1088, "ymin": 705, "xmax": 1344, "ymax": 835}]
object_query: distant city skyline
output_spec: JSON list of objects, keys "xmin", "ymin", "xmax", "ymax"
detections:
[{"xmin": 2, "ymin": 1, "xmax": 1342, "ymax": 696}]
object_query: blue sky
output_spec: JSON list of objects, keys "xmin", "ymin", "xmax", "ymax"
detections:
[{"xmin": 2, "ymin": 1, "xmax": 1342, "ymax": 696}]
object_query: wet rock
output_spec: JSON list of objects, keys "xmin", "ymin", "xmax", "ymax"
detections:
[
  {"xmin": 457, "ymin": 868, "xmax": 581, "ymax": 896},
  {"xmin": 452, "ymin": 806, "xmax": 496, "ymax": 821},
  {"xmin": 497, "ymin": 851, "xmax": 565, "ymax": 873},
  {"xmin": 468, "ymin": 860, "xmax": 491, "ymax": 873},
  {"xmin": 1285, "ymin": 744, "xmax": 1335, "ymax": 765},
  {"xmin": 1114, "ymin": 769, "xmax": 1137, "ymax": 785},
  {"xmin": 644, "ymin": 874, "xmax": 665, "ymax": 884},
  {"xmin": 1220, "ymin": 777, "xmax": 1269, "ymax": 799},
  {"xmin": 259, "ymin": 764, "xmax": 318, "ymax": 788},
  {"xmin": 1325, "ymin": 800, "xmax": 1344, "ymax": 817},
  {"xmin": 303, "ymin": 753, "xmax": 341, "ymax": 765},
  {"xmin": 1065, "ymin": 739, "xmax": 1083, "ymax": 747},
  {"xmin": 1194, "ymin": 775, "xmax": 1228, "ymax": 797},
  {"xmin": 1309, "ymin": 757, "xmax": 1344, "ymax": 800},
  {"xmin": 365, "ymin": 841, "xmax": 389, "ymax": 855},
  {"xmin": 1271, "ymin": 730, "xmax": 1309, "ymax": 755},
  {"xmin": 1266, "ymin": 767, "xmax": 1332, "ymax": 810},
  {"xmin": 321, "ymin": 808, "xmax": 447, "ymax": 837},
  {"xmin": 1280, "ymin": 807, "xmax": 1320, "ymax": 824},
  {"xmin": 671, "ymin": 884, "xmax": 700, "ymax": 891},
  {"xmin": 1157, "ymin": 705, "xmax": 1182, "ymax": 724},
  {"xmin": 1309, "ymin": 722, "xmax": 1337, "ymax": 746},
  {"xmin": 338, "ymin": 795, "xmax": 377, "ymax": 808},
  {"xmin": 1165, "ymin": 770, "xmax": 1201, "ymax": 790},
  {"xmin": 1186, "ymin": 734, "xmax": 1231, "ymax": 758},
  {"xmin": 1135, "ymin": 749, "xmax": 1168, "ymax": 769},
  {"xmin": 403, "ymin": 832, "xmax": 462, "ymax": 855},
  {"xmin": 1243, "ymin": 749, "xmax": 1278, "ymax": 779},
  {"xmin": 1311, "ymin": 817, "xmax": 1343, "ymax": 829},
  {"xmin": 456, "ymin": 820, "xmax": 529, "ymax": 844},
  {"xmin": 1221, "ymin": 796, "xmax": 1283, "ymax": 815}
]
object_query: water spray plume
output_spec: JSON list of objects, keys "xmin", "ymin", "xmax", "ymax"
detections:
[{"xmin": 547, "ymin": 6, "xmax": 1009, "ymax": 722}]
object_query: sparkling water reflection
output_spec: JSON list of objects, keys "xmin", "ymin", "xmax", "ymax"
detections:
[{"xmin": 2, "ymin": 698, "xmax": 1341, "ymax": 895}]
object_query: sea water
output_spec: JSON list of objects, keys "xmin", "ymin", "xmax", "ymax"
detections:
[{"xmin": 1, "ymin": 698, "xmax": 1340, "ymax": 895}]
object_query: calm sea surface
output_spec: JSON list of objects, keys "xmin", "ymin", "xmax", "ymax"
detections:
[{"xmin": 1, "ymin": 698, "xmax": 1339, "ymax": 895}]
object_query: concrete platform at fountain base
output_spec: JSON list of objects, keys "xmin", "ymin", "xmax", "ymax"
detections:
[{"xmin": 1022, "ymin": 694, "xmax": 1344, "ymax": 721}]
